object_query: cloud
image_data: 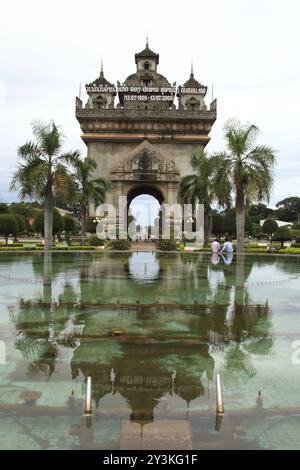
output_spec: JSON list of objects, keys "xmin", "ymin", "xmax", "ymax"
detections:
[{"xmin": 0, "ymin": 0, "xmax": 299, "ymax": 205}]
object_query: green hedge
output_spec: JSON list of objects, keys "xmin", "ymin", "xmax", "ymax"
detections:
[
  {"xmin": 0, "ymin": 245, "xmax": 96, "ymax": 251},
  {"xmin": 244, "ymin": 248, "xmax": 268, "ymax": 253},
  {"xmin": 156, "ymin": 239, "xmax": 177, "ymax": 251},
  {"xmin": 243, "ymin": 243, "xmax": 260, "ymax": 248},
  {"xmin": 53, "ymin": 245, "xmax": 96, "ymax": 250},
  {"xmin": 108, "ymin": 239, "xmax": 131, "ymax": 250},
  {"xmin": 0, "ymin": 247, "xmax": 41, "ymax": 251},
  {"xmin": 87, "ymin": 235, "xmax": 104, "ymax": 246},
  {"xmin": 279, "ymin": 247, "xmax": 300, "ymax": 254}
]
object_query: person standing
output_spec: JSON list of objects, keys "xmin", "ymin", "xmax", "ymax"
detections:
[
  {"xmin": 211, "ymin": 238, "xmax": 220, "ymax": 253},
  {"xmin": 220, "ymin": 238, "xmax": 234, "ymax": 254}
]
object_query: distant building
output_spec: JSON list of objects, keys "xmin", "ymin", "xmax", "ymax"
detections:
[
  {"xmin": 56, "ymin": 208, "xmax": 73, "ymax": 217},
  {"xmin": 260, "ymin": 219, "xmax": 292, "ymax": 228}
]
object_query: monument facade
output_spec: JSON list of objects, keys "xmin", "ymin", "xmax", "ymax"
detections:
[{"xmin": 76, "ymin": 40, "xmax": 217, "ymax": 219}]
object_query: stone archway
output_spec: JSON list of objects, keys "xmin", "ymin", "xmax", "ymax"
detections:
[
  {"xmin": 127, "ymin": 184, "xmax": 165, "ymax": 206},
  {"xmin": 127, "ymin": 185, "xmax": 164, "ymax": 241}
]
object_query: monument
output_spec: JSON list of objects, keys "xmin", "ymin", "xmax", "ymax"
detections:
[{"xmin": 76, "ymin": 40, "xmax": 217, "ymax": 223}]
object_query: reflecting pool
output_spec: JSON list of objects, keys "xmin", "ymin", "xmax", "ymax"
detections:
[{"xmin": 0, "ymin": 252, "xmax": 300, "ymax": 449}]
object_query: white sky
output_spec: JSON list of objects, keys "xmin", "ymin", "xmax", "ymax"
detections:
[{"xmin": 0, "ymin": 0, "xmax": 299, "ymax": 208}]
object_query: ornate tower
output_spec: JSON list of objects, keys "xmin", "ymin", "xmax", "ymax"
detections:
[
  {"xmin": 177, "ymin": 63, "xmax": 208, "ymax": 111},
  {"xmin": 85, "ymin": 60, "xmax": 116, "ymax": 110}
]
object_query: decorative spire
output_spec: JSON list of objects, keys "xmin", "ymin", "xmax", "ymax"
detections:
[
  {"xmin": 100, "ymin": 58, "xmax": 104, "ymax": 78},
  {"xmin": 146, "ymin": 35, "xmax": 149, "ymax": 48},
  {"xmin": 190, "ymin": 60, "xmax": 194, "ymax": 78}
]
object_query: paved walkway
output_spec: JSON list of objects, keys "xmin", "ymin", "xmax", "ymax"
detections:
[{"xmin": 131, "ymin": 242, "xmax": 157, "ymax": 252}]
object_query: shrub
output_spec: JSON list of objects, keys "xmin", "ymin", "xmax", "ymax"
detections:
[
  {"xmin": 54, "ymin": 245, "xmax": 96, "ymax": 251},
  {"xmin": 273, "ymin": 226, "xmax": 293, "ymax": 248},
  {"xmin": 244, "ymin": 247, "xmax": 267, "ymax": 253},
  {"xmin": 291, "ymin": 243, "xmax": 300, "ymax": 248},
  {"xmin": 14, "ymin": 214, "xmax": 26, "ymax": 236},
  {"xmin": 108, "ymin": 239, "xmax": 130, "ymax": 250},
  {"xmin": 0, "ymin": 214, "xmax": 18, "ymax": 244},
  {"xmin": 33, "ymin": 209, "xmax": 64, "ymax": 237},
  {"xmin": 9, "ymin": 202, "xmax": 35, "ymax": 219},
  {"xmin": 63, "ymin": 214, "xmax": 76, "ymax": 243},
  {"xmin": 87, "ymin": 234, "xmax": 104, "ymax": 246},
  {"xmin": 0, "ymin": 203, "xmax": 9, "ymax": 214},
  {"xmin": 278, "ymin": 247, "xmax": 300, "ymax": 254},
  {"xmin": 0, "ymin": 245, "xmax": 96, "ymax": 251},
  {"xmin": 256, "ymin": 232, "xmax": 268, "ymax": 240},
  {"xmin": 177, "ymin": 242, "xmax": 185, "ymax": 251},
  {"xmin": 86, "ymin": 217, "xmax": 97, "ymax": 233},
  {"xmin": 63, "ymin": 214, "xmax": 76, "ymax": 232},
  {"xmin": 262, "ymin": 218, "xmax": 278, "ymax": 241},
  {"xmin": 156, "ymin": 239, "xmax": 177, "ymax": 251}
]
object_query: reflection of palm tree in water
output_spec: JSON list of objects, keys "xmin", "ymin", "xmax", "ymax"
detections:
[
  {"xmin": 11, "ymin": 254, "xmax": 80, "ymax": 378},
  {"xmin": 188, "ymin": 253, "xmax": 273, "ymax": 380},
  {"xmin": 221, "ymin": 253, "xmax": 273, "ymax": 381}
]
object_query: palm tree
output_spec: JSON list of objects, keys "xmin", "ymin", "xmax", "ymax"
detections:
[
  {"xmin": 72, "ymin": 157, "xmax": 111, "ymax": 245},
  {"xmin": 10, "ymin": 121, "xmax": 79, "ymax": 251},
  {"xmin": 177, "ymin": 148, "xmax": 227, "ymax": 246},
  {"xmin": 212, "ymin": 120, "xmax": 277, "ymax": 253}
]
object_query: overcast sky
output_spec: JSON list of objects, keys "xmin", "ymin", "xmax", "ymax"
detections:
[{"xmin": 0, "ymin": 0, "xmax": 299, "ymax": 210}]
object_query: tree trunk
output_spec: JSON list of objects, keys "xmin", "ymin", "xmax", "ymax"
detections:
[
  {"xmin": 43, "ymin": 252, "xmax": 52, "ymax": 303},
  {"xmin": 5, "ymin": 235, "xmax": 8, "ymax": 245},
  {"xmin": 208, "ymin": 214, "xmax": 213, "ymax": 241},
  {"xmin": 44, "ymin": 178, "xmax": 54, "ymax": 252},
  {"xmin": 235, "ymin": 253, "xmax": 245, "ymax": 303},
  {"xmin": 204, "ymin": 211, "xmax": 211, "ymax": 247},
  {"xmin": 236, "ymin": 188, "xmax": 246, "ymax": 253},
  {"xmin": 81, "ymin": 206, "xmax": 87, "ymax": 246},
  {"xmin": 204, "ymin": 212, "xmax": 210, "ymax": 246}
]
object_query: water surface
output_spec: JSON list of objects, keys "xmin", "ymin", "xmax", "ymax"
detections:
[{"xmin": 0, "ymin": 252, "xmax": 299, "ymax": 449}]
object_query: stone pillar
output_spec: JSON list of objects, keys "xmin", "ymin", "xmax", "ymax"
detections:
[{"xmin": 166, "ymin": 182, "xmax": 177, "ymax": 206}]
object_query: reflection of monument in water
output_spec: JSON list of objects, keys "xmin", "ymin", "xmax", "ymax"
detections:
[
  {"xmin": 127, "ymin": 252, "xmax": 160, "ymax": 282},
  {"xmin": 71, "ymin": 324, "xmax": 215, "ymax": 424},
  {"xmin": 70, "ymin": 305, "xmax": 272, "ymax": 427},
  {"xmin": 10, "ymin": 253, "xmax": 273, "ymax": 442}
]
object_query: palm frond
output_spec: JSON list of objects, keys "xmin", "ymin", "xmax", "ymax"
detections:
[
  {"xmin": 210, "ymin": 153, "xmax": 233, "ymax": 208},
  {"xmin": 224, "ymin": 119, "xmax": 260, "ymax": 156},
  {"xmin": 90, "ymin": 178, "xmax": 111, "ymax": 205},
  {"xmin": 31, "ymin": 120, "xmax": 63, "ymax": 157},
  {"xmin": 10, "ymin": 160, "xmax": 49, "ymax": 200},
  {"xmin": 247, "ymin": 145, "xmax": 277, "ymax": 166},
  {"xmin": 17, "ymin": 141, "xmax": 43, "ymax": 161},
  {"xmin": 59, "ymin": 150, "xmax": 81, "ymax": 167}
]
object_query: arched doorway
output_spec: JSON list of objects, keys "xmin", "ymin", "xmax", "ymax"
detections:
[{"xmin": 127, "ymin": 186, "xmax": 164, "ymax": 241}]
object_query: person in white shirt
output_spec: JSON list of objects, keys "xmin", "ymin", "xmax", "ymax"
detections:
[
  {"xmin": 211, "ymin": 238, "xmax": 220, "ymax": 253},
  {"xmin": 220, "ymin": 238, "xmax": 234, "ymax": 253}
]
